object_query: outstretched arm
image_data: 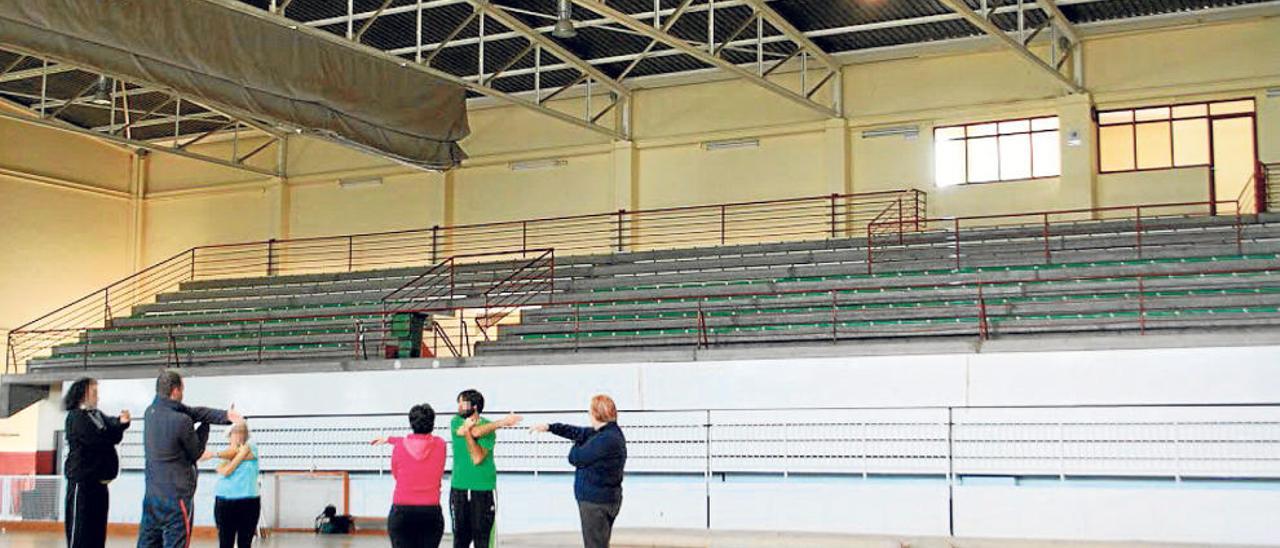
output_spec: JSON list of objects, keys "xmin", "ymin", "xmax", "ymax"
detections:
[
  {"xmin": 548, "ymin": 423, "xmax": 592, "ymax": 444},
  {"xmin": 470, "ymin": 413, "xmax": 522, "ymax": 439}
]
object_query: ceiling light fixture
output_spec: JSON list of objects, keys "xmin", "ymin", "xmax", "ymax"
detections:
[
  {"xmin": 90, "ymin": 75, "xmax": 113, "ymax": 106},
  {"xmin": 552, "ymin": 0, "xmax": 577, "ymax": 38}
]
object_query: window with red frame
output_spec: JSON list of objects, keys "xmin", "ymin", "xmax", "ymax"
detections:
[
  {"xmin": 1097, "ymin": 99, "xmax": 1254, "ymax": 173},
  {"xmin": 934, "ymin": 116, "xmax": 1060, "ymax": 187}
]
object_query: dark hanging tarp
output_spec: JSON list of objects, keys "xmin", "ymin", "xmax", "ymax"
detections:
[{"xmin": 0, "ymin": 0, "xmax": 469, "ymax": 169}]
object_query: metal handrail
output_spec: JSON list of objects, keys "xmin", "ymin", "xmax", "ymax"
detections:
[
  {"xmin": 866, "ymin": 199, "xmax": 1244, "ymax": 274},
  {"xmin": 5, "ymin": 189, "xmax": 925, "ymax": 372}
]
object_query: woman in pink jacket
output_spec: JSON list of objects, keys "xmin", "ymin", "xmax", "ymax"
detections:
[{"xmin": 373, "ymin": 404, "xmax": 447, "ymax": 548}]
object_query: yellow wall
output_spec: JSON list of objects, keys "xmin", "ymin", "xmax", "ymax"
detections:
[
  {"xmin": 453, "ymin": 153, "xmax": 615, "ymax": 224},
  {"xmin": 0, "ymin": 108, "xmax": 133, "ymax": 193},
  {"xmin": 638, "ymin": 131, "xmax": 828, "ymax": 209},
  {"xmin": 289, "ymin": 171, "xmax": 447, "ymax": 238},
  {"xmin": 143, "ymin": 189, "xmax": 276, "ymax": 264},
  {"xmin": 0, "ymin": 174, "xmax": 131, "ymax": 343},
  {"xmin": 0, "ymin": 115, "xmax": 131, "ymax": 463},
  {"xmin": 1096, "ymin": 167, "xmax": 1212, "ymax": 213}
]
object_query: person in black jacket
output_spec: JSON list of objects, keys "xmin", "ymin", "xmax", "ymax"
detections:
[
  {"xmin": 64, "ymin": 377, "xmax": 131, "ymax": 548},
  {"xmin": 531, "ymin": 395, "xmax": 627, "ymax": 548},
  {"xmin": 138, "ymin": 371, "xmax": 240, "ymax": 548}
]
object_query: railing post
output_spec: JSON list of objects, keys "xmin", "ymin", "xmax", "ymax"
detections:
[
  {"xmin": 189, "ymin": 248, "xmax": 197, "ymax": 281},
  {"xmin": 696, "ymin": 301, "xmax": 704, "ymax": 349},
  {"xmin": 431, "ymin": 225, "xmax": 439, "ymax": 263},
  {"xmin": 1256, "ymin": 162, "xmax": 1268, "ymax": 214},
  {"xmin": 102, "ymin": 288, "xmax": 111, "ymax": 327},
  {"xmin": 896, "ymin": 199, "xmax": 904, "ymax": 245},
  {"xmin": 1134, "ymin": 207, "xmax": 1143, "ymax": 260},
  {"xmin": 953, "ymin": 218, "xmax": 962, "ymax": 270},
  {"xmin": 347, "ymin": 236, "xmax": 354, "ymax": 272},
  {"xmin": 865, "ymin": 223, "xmax": 874, "ymax": 275},
  {"xmin": 616, "ymin": 209, "xmax": 626, "ymax": 252},
  {"xmin": 1236, "ymin": 208, "xmax": 1244, "ymax": 256},
  {"xmin": 574, "ymin": 305, "xmax": 581, "ymax": 353},
  {"xmin": 829, "ymin": 193, "xmax": 838, "ymax": 238},
  {"xmin": 266, "ymin": 238, "xmax": 277, "ymax": 276},
  {"xmin": 830, "ymin": 290, "xmax": 838, "ymax": 343},
  {"xmin": 548, "ymin": 251, "xmax": 556, "ymax": 305},
  {"xmin": 1138, "ymin": 275, "xmax": 1146, "ymax": 335},
  {"xmin": 913, "ymin": 190, "xmax": 922, "ymax": 232},
  {"xmin": 1042, "ymin": 213, "xmax": 1051, "ymax": 264},
  {"xmin": 522, "ymin": 221, "xmax": 529, "ymax": 257},
  {"xmin": 720, "ymin": 204, "xmax": 727, "ymax": 245},
  {"xmin": 977, "ymin": 281, "xmax": 989, "ymax": 340}
]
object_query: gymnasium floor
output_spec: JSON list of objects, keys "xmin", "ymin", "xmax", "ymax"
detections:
[{"xmin": 0, "ymin": 530, "xmax": 1264, "ymax": 548}]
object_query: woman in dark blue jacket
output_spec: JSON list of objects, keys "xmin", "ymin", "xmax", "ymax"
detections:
[
  {"xmin": 531, "ymin": 395, "xmax": 626, "ymax": 548},
  {"xmin": 63, "ymin": 377, "xmax": 131, "ymax": 548}
]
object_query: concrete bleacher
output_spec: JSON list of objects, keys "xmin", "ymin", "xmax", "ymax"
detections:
[{"xmin": 21, "ymin": 213, "xmax": 1280, "ymax": 370}]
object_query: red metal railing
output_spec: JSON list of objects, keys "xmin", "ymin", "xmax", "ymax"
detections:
[
  {"xmin": 866, "ymin": 199, "xmax": 1246, "ymax": 275},
  {"xmin": 6, "ymin": 248, "xmax": 556, "ymax": 372},
  {"xmin": 533, "ymin": 263, "xmax": 1280, "ymax": 348},
  {"xmin": 477, "ymin": 249, "xmax": 556, "ymax": 340},
  {"xmin": 1235, "ymin": 162, "xmax": 1267, "ymax": 216},
  {"xmin": 12, "ymin": 188, "xmax": 1273, "ymax": 369},
  {"xmin": 5, "ymin": 189, "xmax": 922, "ymax": 373},
  {"xmin": 429, "ymin": 320, "xmax": 461, "ymax": 358}
]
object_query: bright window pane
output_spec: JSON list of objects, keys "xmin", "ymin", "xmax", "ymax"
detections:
[
  {"xmin": 1031, "ymin": 117, "xmax": 1059, "ymax": 131},
  {"xmin": 1135, "ymin": 121, "xmax": 1172, "ymax": 169},
  {"xmin": 999, "ymin": 134, "xmax": 1032, "ymax": 180},
  {"xmin": 1099, "ymin": 125, "xmax": 1135, "ymax": 172},
  {"xmin": 967, "ymin": 137, "xmax": 999, "ymax": 182},
  {"xmin": 1134, "ymin": 107, "xmax": 1170, "ymax": 122},
  {"xmin": 968, "ymin": 123, "xmax": 998, "ymax": 137},
  {"xmin": 1032, "ymin": 131, "xmax": 1060, "ymax": 177},
  {"xmin": 1209, "ymin": 99, "xmax": 1255, "ymax": 115},
  {"xmin": 934, "ymin": 127, "xmax": 966, "ymax": 187},
  {"xmin": 999, "ymin": 120, "xmax": 1030, "ymax": 134},
  {"xmin": 1172, "ymin": 104, "xmax": 1207, "ymax": 119},
  {"xmin": 1098, "ymin": 110, "xmax": 1132, "ymax": 125},
  {"xmin": 1172, "ymin": 118, "xmax": 1210, "ymax": 166}
]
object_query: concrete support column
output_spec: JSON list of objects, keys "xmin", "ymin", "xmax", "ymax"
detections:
[
  {"xmin": 127, "ymin": 151, "xmax": 149, "ymax": 271},
  {"xmin": 612, "ymin": 140, "xmax": 639, "ymax": 249},
  {"xmin": 823, "ymin": 117, "xmax": 852, "ymax": 196},
  {"xmin": 1056, "ymin": 93, "xmax": 1098, "ymax": 212}
]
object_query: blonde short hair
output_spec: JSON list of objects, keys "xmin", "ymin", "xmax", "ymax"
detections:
[
  {"xmin": 227, "ymin": 421, "xmax": 250, "ymax": 441},
  {"xmin": 590, "ymin": 394, "xmax": 617, "ymax": 423}
]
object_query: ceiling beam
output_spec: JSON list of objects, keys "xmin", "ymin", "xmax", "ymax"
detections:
[
  {"xmin": 936, "ymin": 0, "xmax": 1085, "ymax": 93},
  {"xmin": 740, "ymin": 0, "xmax": 838, "ymax": 72},
  {"xmin": 568, "ymin": 0, "xmax": 840, "ymax": 118},
  {"xmin": 739, "ymin": 0, "xmax": 842, "ymax": 114},
  {"xmin": 469, "ymin": 0, "xmax": 628, "ymax": 98},
  {"xmin": 1035, "ymin": 0, "xmax": 1081, "ymax": 43},
  {"xmin": 0, "ymin": 63, "xmax": 77, "ymax": 83},
  {"xmin": 0, "ymin": 109, "xmax": 278, "ymax": 176},
  {"xmin": 1035, "ymin": 0, "xmax": 1084, "ymax": 89},
  {"xmin": 92, "ymin": 111, "xmax": 227, "ymax": 133}
]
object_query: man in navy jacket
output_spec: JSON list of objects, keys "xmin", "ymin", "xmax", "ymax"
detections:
[
  {"xmin": 532, "ymin": 395, "xmax": 626, "ymax": 548},
  {"xmin": 137, "ymin": 371, "xmax": 240, "ymax": 548}
]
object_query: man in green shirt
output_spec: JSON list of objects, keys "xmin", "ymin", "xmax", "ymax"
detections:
[{"xmin": 450, "ymin": 389, "xmax": 520, "ymax": 548}]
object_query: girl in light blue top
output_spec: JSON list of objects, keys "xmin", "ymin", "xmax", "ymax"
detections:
[{"xmin": 211, "ymin": 421, "xmax": 260, "ymax": 548}]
